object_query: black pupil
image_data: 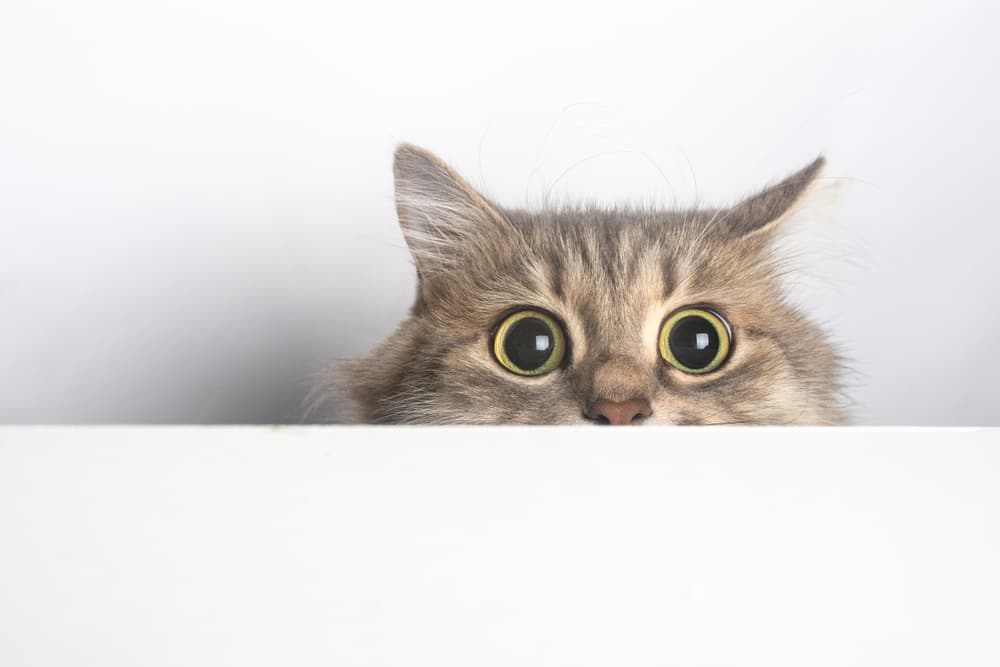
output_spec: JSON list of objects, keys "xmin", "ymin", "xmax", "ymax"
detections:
[
  {"xmin": 668, "ymin": 315, "xmax": 721, "ymax": 370},
  {"xmin": 503, "ymin": 317, "xmax": 555, "ymax": 371}
]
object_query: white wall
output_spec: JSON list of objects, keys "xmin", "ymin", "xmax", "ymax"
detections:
[{"xmin": 1, "ymin": 0, "xmax": 997, "ymax": 424}]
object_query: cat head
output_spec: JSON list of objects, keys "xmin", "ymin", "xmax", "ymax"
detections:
[{"xmin": 334, "ymin": 144, "xmax": 844, "ymax": 424}]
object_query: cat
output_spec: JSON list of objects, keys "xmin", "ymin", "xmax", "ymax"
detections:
[{"xmin": 322, "ymin": 144, "xmax": 845, "ymax": 425}]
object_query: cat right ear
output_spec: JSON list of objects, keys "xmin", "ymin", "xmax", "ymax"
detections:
[
  {"xmin": 392, "ymin": 144, "xmax": 506, "ymax": 274},
  {"xmin": 723, "ymin": 156, "xmax": 827, "ymax": 239}
]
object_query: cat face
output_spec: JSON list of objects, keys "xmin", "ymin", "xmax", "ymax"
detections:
[{"xmin": 334, "ymin": 145, "xmax": 844, "ymax": 425}]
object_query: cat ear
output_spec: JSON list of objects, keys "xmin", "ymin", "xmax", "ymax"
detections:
[
  {"xmin": 393, "ymin": 143, "xmax": 506, "ymax": 273},
  {"xmin": 724, "ymin": 156, "xmax": 826, "ymax": 239}
]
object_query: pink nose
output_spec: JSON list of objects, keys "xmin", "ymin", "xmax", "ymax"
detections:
[{"xmin": 586, "ymin": 398, "xmax": 652, "ymax": 425}]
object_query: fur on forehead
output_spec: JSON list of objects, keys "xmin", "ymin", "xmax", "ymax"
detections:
[
  {"xmin": 392, "ymin": 144, "xmax": 825, "ymax": 275},
  {"xmin": 392, "ymin": 144, "xmax": 826, "ymax": 322}
]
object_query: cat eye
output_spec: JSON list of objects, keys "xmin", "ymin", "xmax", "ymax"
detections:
[
  {"xmin": 491, "ymin": 309, "xmax": 567, "ymax": 376},
  {"xmin": 658, "ymin": 307, "xmax": 732, "ymax": 374}
]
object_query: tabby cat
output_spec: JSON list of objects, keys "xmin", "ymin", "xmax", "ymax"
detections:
[{"xmin": 329, "ymin": 144, "xmax": 844, "ymax": 425}]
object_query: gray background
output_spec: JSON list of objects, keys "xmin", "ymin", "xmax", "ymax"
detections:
[{"xmin": 1, "ymin": 0, "xmax": 997, "ymax": 424}]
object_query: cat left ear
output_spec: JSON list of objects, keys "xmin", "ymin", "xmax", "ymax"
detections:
[
  {"xmin": 724, "ymin": 156, "xmax": 826, "ymax": 239},
  {"xmin": 392, "ymin": 143, "xmax": 506, "ymax": 274}
]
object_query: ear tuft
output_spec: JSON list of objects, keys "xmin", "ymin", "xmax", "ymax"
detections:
[{"xmin": 726, "ymin": 156, "xmax": 826, "ymax": 238}]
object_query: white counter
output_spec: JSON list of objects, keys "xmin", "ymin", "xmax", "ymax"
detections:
[{"xmin": 1, "ymin": 427, "xmax": 997, "ymax": 666}]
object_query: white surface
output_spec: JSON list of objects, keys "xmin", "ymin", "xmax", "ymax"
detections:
[
  {"xmin": 1, "ymin": 427, "xmax": 999, "ymax": 666},
  {"xmin": 1, "ymin": 1, "xmax": 999, "ymax": 424}
]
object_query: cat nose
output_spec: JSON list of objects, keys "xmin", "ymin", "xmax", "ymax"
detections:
[{"xmin": 585, "ymin": 398, "xmax": 652, "ymax": 425}]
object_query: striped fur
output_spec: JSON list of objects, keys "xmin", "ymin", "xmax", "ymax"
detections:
[{"xmin": 325, "ymin": 144, "xmax": 845, "ymax": 425}]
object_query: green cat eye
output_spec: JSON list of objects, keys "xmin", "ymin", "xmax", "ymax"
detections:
[
  {"xmin": 658, "ymin": 307, "xmax": 732, "ymax": 374},
  {"xmin": 492, "ymin": 309, "xmax": 567, "ymax": 376}
]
